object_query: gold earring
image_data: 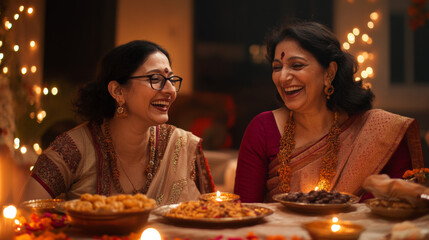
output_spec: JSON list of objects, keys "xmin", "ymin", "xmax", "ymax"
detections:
[
  {"xmin": 115, "ymin": 103, "xmax": 128, "ymax": 118},
  {"xmin": 324, "ymin": 85, "xmax": 334, "ymax": 100}
]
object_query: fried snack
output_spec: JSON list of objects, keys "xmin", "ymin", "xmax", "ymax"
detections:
[
  {"xmin": 368, "ymin": 199, "xmax": 414, "ymax": 209},
  {"xmin": 64, "ymin": 193, "xmax": 157, "ymax": 213},
  {"xmin": 166, "ymin": 200, "xmax": 264, "ymax": 218}
]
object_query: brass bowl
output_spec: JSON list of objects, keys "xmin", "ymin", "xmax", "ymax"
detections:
[
  {"xmin": 302, "ymin": 220, "xmax": 365, "ymax": 240},
  {"xmin": 20, "ymin": 199, "xmax": 65, "ymax": 215},
  {"xmin": 199, "ymin": 192, "xmax": 240, "ymax": 202},
  {"xmin": 66, "ymin": 207, "xmax": 154, "ymax": 235}
]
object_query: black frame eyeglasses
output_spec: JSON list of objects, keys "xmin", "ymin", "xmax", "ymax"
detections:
[{"xmin": 128, "ymin": 74, "xmax": 183, "ymax": 92}]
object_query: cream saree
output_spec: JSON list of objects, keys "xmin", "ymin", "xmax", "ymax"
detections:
[
  {"xmin": 31, "ymin": 121, "xmax": 214, "ymax": 205},
  {"xmin": 266, "ymin": 109, "xmax": 424, "ymax": 200}
]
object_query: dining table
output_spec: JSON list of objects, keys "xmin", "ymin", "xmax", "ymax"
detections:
[{"xmin": 60, "ymin": 202, "xmax": 429, "ymax": 240}]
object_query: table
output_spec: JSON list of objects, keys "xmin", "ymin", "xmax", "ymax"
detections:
[{"xmin": 67, "ymin": 203, "xmax": 429, "ymax": 240}]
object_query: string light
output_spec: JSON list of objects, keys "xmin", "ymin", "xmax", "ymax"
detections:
[
  {"xmin": 352, "ymin": 28, "xmax": 360, "ymax": 36},
  {"xmin": 13, "ymin": 45, "xmax": 19, "ymax": 51},
  {"xmin": 0, "ymin": 53, "xmax": 3, "ymax": 59},
  {"xmin": 30, "ymin": 40, "xmax": 36, "ymax": 47},
  {"xmin": 347, "ymin": 33, "xmax": 355, "ymax": 44},
  {"xmin": 0, "ymin": 40, "xmax": 3, "ymax": 47},
  {"xmin": 14, "ymin": 138, "xmax": 20, "ymax": 149},
  {"xmin": 27, "ymin": 7, "xmax": 34, "ymax": 15},
  {"xmin": 342, "ymin": 42, "xmax": 350, "ymax": 50},
  {"xmin": 31, "ymin": 65, "xmax": 37, "ymax": 73},
  {"xmin": 367, "ymin": 21, "xmax": 374, "ymax": 29},
  {"xmin": 43, "ymin": 87, "xmax": 49, "ymax": 95},
  {"xmin": 20, "ymin": 146, "xmax": 27, "ymax": 154},
  {"xmin": 21, "ymin": 67, "xmax": 27, "ymax": 74},
  {"xmin": 19, "ymin": 5, "xmax": 24, "ymax": 12},
  {"xmin": 5, "ymin": 20, "xmax": 12, "ymax": 29},
  {"xmin": 14, "ymin": 14, "xmax": 20, "ymax": 20},
  {"xmin": 370, "ymin": 11, "xmax": 379, "ymax": 21},
  {"xmin": 51, "ymin": 87, "xmax": 58, "ymax": 95},
  {"xmin": 3, "ymin": 67, "xmax": 8, "ymax": 74}
]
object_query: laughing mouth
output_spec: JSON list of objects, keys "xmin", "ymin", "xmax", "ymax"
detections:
[
  {"xmin": 151, "ymin": 100, "xmax": 169, "ymax": 108},
  {"xmin": 284, "ymin": 86, "xmax": 303, "ymax": 95}
]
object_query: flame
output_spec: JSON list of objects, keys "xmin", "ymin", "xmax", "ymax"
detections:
[
  {"xmin": 3, "ymin": 205, "xmax": 17, "ymax": 219},
  {"xmin": 215, "ymin": 191, "xmax": 222, "ymax": 201},
  {"xmin": 314, "ymin": 186, "xmax": 319, "ymax": 191},
  {"xmin": 331, "ymin": 217, "xmax": 341, "ymax": 232},
  {"xmin": 141, "ymin": 228, "xmax": 161, "ymax": 240}
]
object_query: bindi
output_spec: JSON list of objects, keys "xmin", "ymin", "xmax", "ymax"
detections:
[
  {"xmin": 281, "ymin": 52, "xmax": 285, "ymax": 60},
  {"xmin": 164, "ymin": 68, "xmax": 169, "ymax": 74}
]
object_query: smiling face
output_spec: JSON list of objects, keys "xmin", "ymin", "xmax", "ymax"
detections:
[
  {"xmin": 272, "ymin": 39, "xmax": 331, "ymax": 113},
  {"xmin": 120, "ymin": 51, "xmax": 177, "ymax": 126}
]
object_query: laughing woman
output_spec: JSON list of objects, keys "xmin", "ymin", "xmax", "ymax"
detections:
[
  {"xmin": 21, "ymin": 40, "xmax": 215, "ymax": 205},
  {"xmin": 234, "ymin": 22, "xmax": 424, "ymax": 203}
]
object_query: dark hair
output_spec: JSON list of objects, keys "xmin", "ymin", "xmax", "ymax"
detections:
[
  {"xmin": 73, "ymin": 40, "xmax": 171, "ymax": 124},
  {"xmin": 265, "ymin": 21, "xmax": 374, "ymax": 116}
]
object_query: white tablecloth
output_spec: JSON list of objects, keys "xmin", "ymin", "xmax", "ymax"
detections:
[{"xmin": 68, "ymin": 203, "xmax": 429, "ymax": 240}]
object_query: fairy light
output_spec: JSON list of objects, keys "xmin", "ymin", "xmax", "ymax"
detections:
[
  {"xmin": 347, "ymin": 33, "xmax": 355, "ymax": 43},
  {"xmin": 34, "ymin": 85, "xmax": 42, "ymax": 95},
  {"xmin": 3, "ymin": 67, "xmax": 8, "ymax": 74},
  {"xmin": 5, "ymin": 20, "xmax": 12, "ymax": 29},
  {"xmin": 31, "ymin": 66, "xmax": 37, "ymax": 73},
  {"xmin": 33, "ymin": 143, "xmax": 42, "ymax": 155},
  {"xmin": 0, "ymin": 53, "xmax": 3, "ymax": 59},
  {"xmin": 0, "ymin": 40, "xmax": 3, "ymax": 47},
  {"xmin": 361, "ymin": 71, "xmax": 369, "ymax": 78},
  {"xmin": 355, "ymin": 77, "xmax": 362, "ymax": 82},
  {"xmin": 43, "ymin": 87, "xmax": 49, "ymax": 95},
  {"xmin": 20, "ymin": 146, "xmax": 27, "ymax": 154},
  {"xmin": 21, "ymin": 67, "xmax": 27, "ymax": 75},
  {"xmin": 362, "ymin": 34, "xmax": 369, "ymax": 42},
  {"xmin": 51, "ymin": 87, "xmax": 58, "ymax": 95},
  {"xmin": 367, "ymin": 21, "xmax": 374, "ymax": 29},
  {"xmin": 370, "ymin": 11, "xmax": 379, "ymax": 21},
  {"xmin": 13, "ymin": 45, "xmax": 19, "ymax": 52},
  {"xmin": 29, "ymin": 112, "xmax": 35, "ymax": 119},
  {"xmin": 343, "ymin": 42, "xmax": 350, "ymax": 50},
  {"xmin": 30, "ymin": 40, "xmax": 36, "ymax": 48},
  {"xmin": 19, "ymin": 5, "xmax": 24, "ymax": 12},
  {"xmin": 357, "ymin": 55, "xmax": 365, "ymax": 63},
  {"xmin": 27, "ymin": 7, "xmax": 34, "ymax": 15},
  {"xmin": 36, "ymin": 110, "xmax": 46, "ymax": 122},
  {"xmin": 3, "ymin": 205, "xmax": 17, "ymax": 219},
  {"xmin": 366, "ymin": 67, "xmax": 373, "ymax": 75},
  {"xmin": 14, "ymin": 138, "xmax": 20, "ymax": 149},
  {"xmin": 352, "ymin": 28, "xmax": 360, "ymax": 36}
]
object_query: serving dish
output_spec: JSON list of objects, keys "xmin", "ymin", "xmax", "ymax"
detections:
[
  {"xmin": 364, "ymin": 198, "xmax": 429, "ymax": 220},
  {"xmin": 20, "ymin": 199, "xmax": 65, "ymax": 214},
  {"xmin": 273, "ymin": 192, "xmax": 359, "ymax": 214},
  {"xmin": 152, "ymin": 203, "xmax": 273, "ymax": 227}
]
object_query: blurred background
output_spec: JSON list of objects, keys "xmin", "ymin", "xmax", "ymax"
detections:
[{"xmin": 1, "ymin": 0, "xmax": 428, "ymax": 200}]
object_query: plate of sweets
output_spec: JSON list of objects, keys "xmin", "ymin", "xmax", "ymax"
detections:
[
  {"xmin": 152, "ymin": 200, "xmax": 273, "ymax": 227},
  {"xmin": 273, "ymin": 190, "xmax": 359, "ymax": 214},
  {"xmin": 64, "ymin": 193, "xmax": 157, "ymax": 235}
]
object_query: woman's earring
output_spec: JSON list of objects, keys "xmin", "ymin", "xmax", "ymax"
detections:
[
  {"xmin": 324, "ymin": 85, "xmax": 334, "ymax": 100},
  {"xmin": 115, "ymin": 103, "xmax": 128, "ymax": 118}
]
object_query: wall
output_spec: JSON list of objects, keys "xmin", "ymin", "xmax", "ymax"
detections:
[
  {"xmin": 116, "ymin": 0, "xmax": 194, "ymax": 94},
  {"xmin": 334, "ymin": 0, "xmax": 429, "ymax": 113}
]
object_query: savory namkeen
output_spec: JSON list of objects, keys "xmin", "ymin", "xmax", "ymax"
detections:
[
  {"xmin": 166, "ymin": 200, "xmax": 263, "ymax": 218},
  {"xmin": 64, "ymin": 193, "xmax": 157, "ymax": 213}
]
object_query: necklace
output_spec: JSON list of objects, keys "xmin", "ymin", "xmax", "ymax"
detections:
[
  {"xmin": 103, "ymin": 120, "xmax": 157, "ymax": 194},
  {"xmin": 277, "ymin": 111, "xmax": 340, "ymax": 193}
]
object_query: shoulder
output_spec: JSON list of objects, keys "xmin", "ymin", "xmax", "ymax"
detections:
[
  {"xmin": 363, "ymin": 109, "xmax": 414, "ymax": 125},
  {"xmin": 158, "ymin": 123, "xmax": 200, "ymax": 144},
  {"xmin": 248, "ymin": 111, "xmax": 276, "ymax": 127}
]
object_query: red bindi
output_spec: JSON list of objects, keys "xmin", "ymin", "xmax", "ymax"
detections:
[
  {"xmin": 281, "ymin": 52, "xmax": 285, "ymax": 60},
  {"xmin": 164, "ymin": 68, "xmax": 169, "ymax": 74}
]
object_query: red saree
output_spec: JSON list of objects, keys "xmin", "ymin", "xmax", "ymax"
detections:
[{"xmin": 234, "ymin": 109, "xmax": 424, "ymax": 203}]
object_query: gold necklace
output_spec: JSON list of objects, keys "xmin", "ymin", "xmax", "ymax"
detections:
[
  {"xmin": 117, "ymin": 153, "xmax": 139, "ymax": 194},
  {"xmin": 103, "ymin": 120, "xmax": 157, "ymax": 194},
  {"xmin": 277, "ymin": 111, "xmax": 340, "ymax": 193}
]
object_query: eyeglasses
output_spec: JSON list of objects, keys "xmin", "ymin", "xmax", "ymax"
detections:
[{"xmin": 128, "ymin": 74, "xmax": 182, "ymax": 92}]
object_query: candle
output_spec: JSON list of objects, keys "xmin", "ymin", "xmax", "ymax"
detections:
[
  {"xmin": 141, "ymin": 227, "xmax": 161, "ymax": 240},
  {"xmin": 302, "ymin": 217, "xmax": 365, "ymax": 240},
  {"xmin": 199, "ymin": 191, "xmax": 240, "ymax": 202},
  {"xmin": 0, "ymin": 205, "xmax": 17, "ymax": 240}
]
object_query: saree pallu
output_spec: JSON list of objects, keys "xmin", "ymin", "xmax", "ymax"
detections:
[
  {"xmin": 31, "ymin": 121, "xmax": 215, "ymax": 205},
  {"xmin": 265, "ymin": 109, "xmax": 424, "ymax": 200}
]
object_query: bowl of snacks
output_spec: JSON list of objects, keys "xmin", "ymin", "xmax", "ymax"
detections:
[
  {"xmin": 273, "ymin": 190, "xmax": 359, "ymax": 214},
  {"xmin": 64, "ymin": 193, "xmax": 157, "ymax": 235},
  {"xmin": 364, "ymin": 198, "xmax": 429, "ymax": 220}
]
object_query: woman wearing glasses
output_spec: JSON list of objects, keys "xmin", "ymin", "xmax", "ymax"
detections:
[{"xmin": 21, "ymin": 40, "xmax": 215, "ymax": 205}]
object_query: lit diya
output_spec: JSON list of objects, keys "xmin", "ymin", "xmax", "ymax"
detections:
[
  {"xmin": 199, "ymin": 191, "xmax": 240, "ymax": 202},
  {"xmin": 302, "ymin": 217, "xmax": 365, "ymax": 240}
]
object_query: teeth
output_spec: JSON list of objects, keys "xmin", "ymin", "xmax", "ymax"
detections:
[
  {"xmin": 151, "ymin": 100, "xmax": 169, "ymax": 106},
  {"xmin": 284, "ymin": 86, "xmax": 302, "ymax": 92}
]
